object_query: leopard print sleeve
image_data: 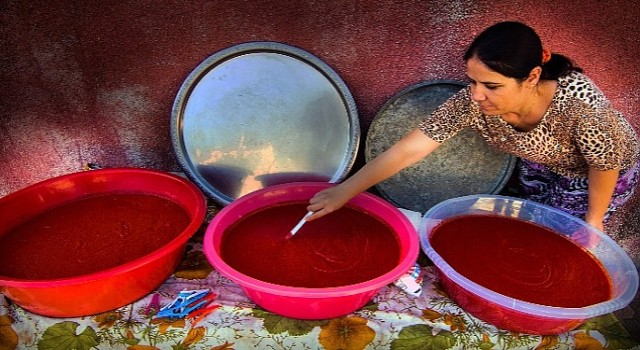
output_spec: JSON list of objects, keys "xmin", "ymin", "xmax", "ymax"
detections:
[
  {"xmin": 418, "ymin": 87, "xmax": 476, "ymax": 143},
  {"xmin": 561, "ymin": 72, "xmax": 640, "ymax": 171},
  {"xmin": 575, "ymin": 108, "xmax": 639, "ymax": 171}
]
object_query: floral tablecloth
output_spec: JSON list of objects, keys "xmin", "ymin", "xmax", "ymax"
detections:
[{"xmin": 1, "ymin": 210, "xmax": 639, "ymax": 350}]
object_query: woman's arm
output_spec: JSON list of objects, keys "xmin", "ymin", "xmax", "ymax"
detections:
[
  {"xmin": 306, "ymin": 128, "xmax": 441, "ymax": 220},
  {"xmin": 585, "ymin": 167, "xmax": 620, "ymax": 231}
]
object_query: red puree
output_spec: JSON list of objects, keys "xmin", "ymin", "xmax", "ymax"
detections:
[
  {"xmin": 430, "ymin": 214, "xmax": 612, "ymax": 308},
  {"xmin": 221, "ymin": 202, "xmax": 401, "ymax": 288},
  {"xmin": 0, "ymin": 193, "xmax": 190, "ymax": 280}
]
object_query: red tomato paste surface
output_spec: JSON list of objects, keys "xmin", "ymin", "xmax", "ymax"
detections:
[
  {"xmin": 220, "ymin": 202, "xmax": 401, "ymax": 288},
  {"xmin": 430, "ymin": 214, "xmax": 611, "ymax": 307},
  {"xmin": 0, "ymin": 193, "xmax": 190, "ymax": 280}
]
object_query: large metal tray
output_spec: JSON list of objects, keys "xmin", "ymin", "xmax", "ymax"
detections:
[
  {"xmin": 366, "ymin": 80, "xmax": 516, "ymax": 213},
  {"xmin": 171, "ymin": 42, "xmax": 360, "ymax": 206}
]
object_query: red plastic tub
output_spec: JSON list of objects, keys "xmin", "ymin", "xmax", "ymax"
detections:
[
  {"xmin": 203, "ymin": 182, "xmax": 419, "ymax": 319},
  {"xmin": 0, "ymin": 168, "xmax": 206, "ymax": 317},
  {"xmin": 419, "ymin": 195, "xmax": 638, "ymax": 335}
]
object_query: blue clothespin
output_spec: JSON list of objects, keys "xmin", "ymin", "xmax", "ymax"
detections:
[{"xmin": 156, "ymin": 289, "xmax": 213, "ymax": 318}]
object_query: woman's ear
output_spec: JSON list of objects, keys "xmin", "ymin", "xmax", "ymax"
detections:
[{"xmin": 527, "ymin": 66, "xmax": 542, "ymax": 87}]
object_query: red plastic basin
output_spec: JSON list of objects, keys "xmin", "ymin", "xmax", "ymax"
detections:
[
  {"xmin": 0, "ymin": 168, "xmax": 206, "ymax": 317},
  {"xmin": 203, "ymin": 182, "xmax": 419, "ymax": 319},
  {"xmin": 419, "ymin": 195, "xmax": 638, "ymax": 335}
]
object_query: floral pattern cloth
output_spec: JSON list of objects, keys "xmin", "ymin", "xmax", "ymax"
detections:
[{"xmin": 1, "ymin": 216, "xmax": 638, "ymax": 350}]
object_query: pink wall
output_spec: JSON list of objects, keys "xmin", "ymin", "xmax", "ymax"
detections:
[{"xmin": 1, "ymin": 0, "xmax": 639, "ymax": 196}]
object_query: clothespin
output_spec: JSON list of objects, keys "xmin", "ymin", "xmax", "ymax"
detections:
[
  {"xmin": 187, "ymin": 304, "xmax": 221, "ymax": 327},
  {"xmin": 156, "ymin": 289, "xmax": 217, "ymax": 319}
]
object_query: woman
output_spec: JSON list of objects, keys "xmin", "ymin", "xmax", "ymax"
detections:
[{"xmin": 306, "ymin": 21, "xmax": 639, "ymax": 232}]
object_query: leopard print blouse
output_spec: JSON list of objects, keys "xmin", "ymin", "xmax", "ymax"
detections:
[{"xmin": 418, "ymin": 71, "xmax": 639, "ymax": 178}]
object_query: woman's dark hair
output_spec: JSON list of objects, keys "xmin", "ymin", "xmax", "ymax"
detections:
[{"xmin": 463, "ymin": 21, "xmax": 582, "ymax": 81}]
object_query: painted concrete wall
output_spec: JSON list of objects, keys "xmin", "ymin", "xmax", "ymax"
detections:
[{"xmin": 1, "ymin": 0, "xmax": 638, "ymax": 196}]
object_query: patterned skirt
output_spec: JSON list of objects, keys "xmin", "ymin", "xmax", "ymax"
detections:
[{"xmin": 515, "ymin": 159, "xmax": 640, "ymax": 220}]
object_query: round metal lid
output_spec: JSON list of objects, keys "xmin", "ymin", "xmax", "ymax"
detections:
[
  {"xmin": 171, "ymin": 42, "xmax": 360, "ymax": 206},
  {"xmin": 365, "ymin": 80, "xmax": 516, "ymax": 213}
]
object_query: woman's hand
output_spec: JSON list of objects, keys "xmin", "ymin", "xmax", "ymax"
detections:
[
  {"xmin": 305, "ymin": 184, "xmax": 356, "ymax": 221},
  {"xmin": 305, "ymin": 128, "xmax": 441, "ymax": 222}
]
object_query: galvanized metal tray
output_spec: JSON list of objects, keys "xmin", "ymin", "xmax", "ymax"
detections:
[
  {"xmin": 171, "ymin": 42, "xmax": 360, "ymax": 206},
  {"xmin": 366, "ymin": 80, "xmax": 516, "ymax": 213}
]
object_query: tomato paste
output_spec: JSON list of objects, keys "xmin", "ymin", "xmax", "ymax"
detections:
[
  {"xmin": 430, "ymin": 214, "xmax": 611, "ymax": 307},
  {"xmin": 220, "ymin": 202, "xmax": 401, "ymax": 288},
  {"xmin": 0, "ymin": 193, "xmax": 190, "ymax": 280}
]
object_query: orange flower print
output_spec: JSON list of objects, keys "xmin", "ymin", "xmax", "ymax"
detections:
[
  {"xmin": 444, "ymin": 314, "xmax": 466, "ymax": 332},
  {"xmin": 574, "ymin": 332, "xmax": 604, "ymax": 350},
  {"xmin": 181, "ymin": 327, "xmax": 206, "ymax": 348},
  {"xmin": 127, "ymin": 345, "xmax": 161, "ymax": 350},
  {"xmin": 422, "ymin": 308, "xmax": 443, "ymax": 321},
  {"xmin": 150, "ymin": 317, "xmax": 186, "ymax": 334},
  {"xmin": 535, "ymin": 335, "xmax": 559, "ymax": 350},
  {"xmin": 319, "ymin": 316, "xmax": 375, "ymax": 350},
  {"xmin": 0, "ymin": 315, "xmax": 19, "ymax": 350},
  {"xmin": 210, "ymin": 341, "xmax": 235, "ymax": 350},
  {"xmin": 92, "ymin": 311, "xmax": 123, "ymax": 328}
]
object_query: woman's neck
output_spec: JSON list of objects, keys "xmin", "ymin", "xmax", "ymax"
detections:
[{"xmin": 513, "ymin": 80, "xmax": 557, "ymax": 132}]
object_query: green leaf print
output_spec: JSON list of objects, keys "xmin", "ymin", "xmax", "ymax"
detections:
[
  {"xmin": 478, "ymin": 341, "xmax": 496, "ymax": 350},
  {"xmin": 252, "ymin": 309, "xmax": 327, "ymax": 336},
  {"xmin": 37, "ymin": 321, "xmax": 99, "ymax": 350},
  {"xmin": 578, "ymin": 314, "xmax": 639, "ymax": 350},
  {"xmin": 359, "ymin": 301, "xmax": 379, "ymax": 312},
  {"xmin": 390, "ymin": 324, "xmax": 455, "ymax": 350}
]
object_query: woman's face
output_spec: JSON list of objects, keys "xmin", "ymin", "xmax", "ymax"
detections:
[{"xmin": 465, "ymin": 56, "xmax": 532, "ymax": 117}]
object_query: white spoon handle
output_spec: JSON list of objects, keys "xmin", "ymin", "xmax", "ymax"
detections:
[{"xmin": 289, "ymin": 210, "xmax": 314, "ymax": 237}]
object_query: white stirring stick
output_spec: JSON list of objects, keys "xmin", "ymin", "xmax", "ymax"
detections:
[
  {"xmin": 288, "ymin": 181, "xmax": 335, "ymax": 238},
  {"xmin": 288, "ymin": 210, "xmax": 314, "ymax": 238}
]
